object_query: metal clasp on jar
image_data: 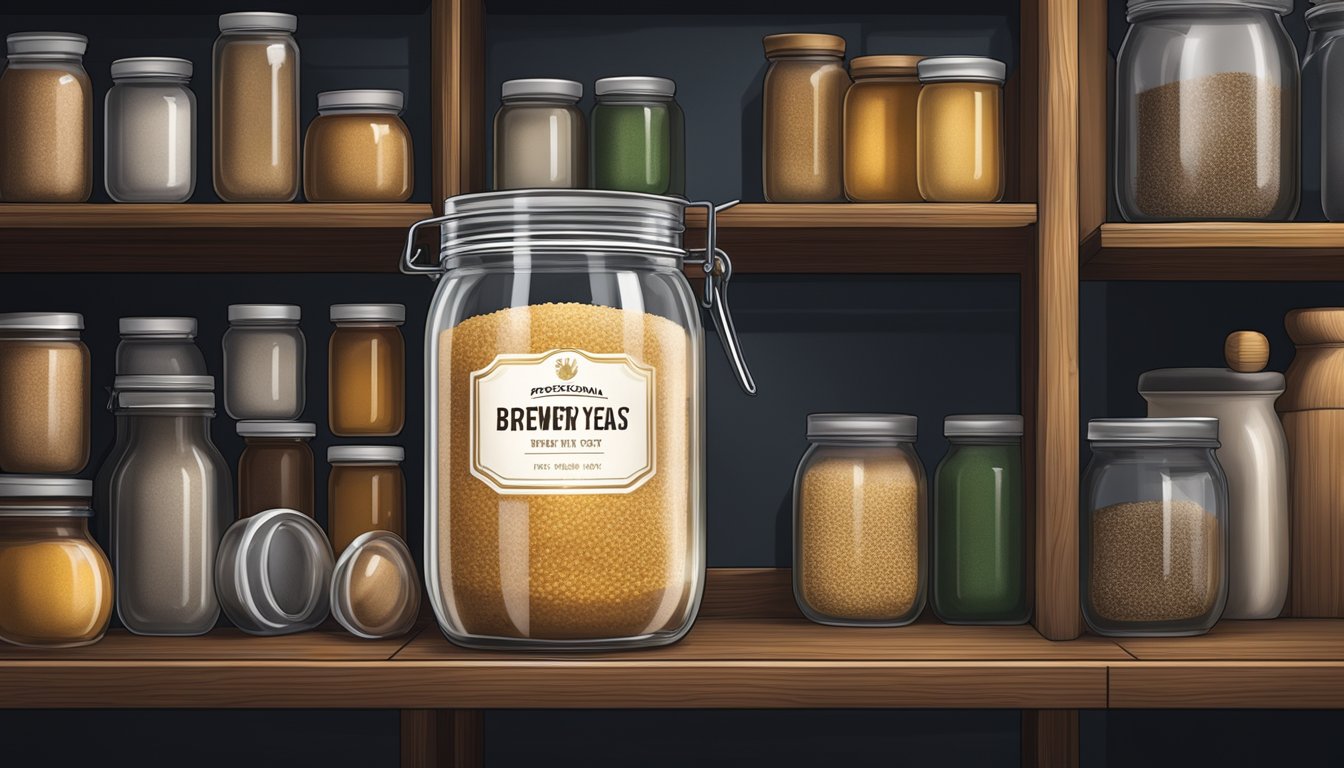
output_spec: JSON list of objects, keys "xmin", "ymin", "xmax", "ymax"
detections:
[{"xmin": 684, "ymin": 200, "xmax": 756, "ymax": 396}]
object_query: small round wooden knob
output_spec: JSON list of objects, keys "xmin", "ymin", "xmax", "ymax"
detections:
[{"xmin": 1226, "ymin": 331, "xmax": 1270, "ymax": 373}]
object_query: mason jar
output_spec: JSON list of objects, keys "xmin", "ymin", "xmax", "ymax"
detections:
[
  {"xmin": 213, "ymin": 12, "xmax": 300, "ymax": 202},
  {"xmin": 0, "ymin": 32, "xmax": 92, "ymax": 202},
  {"xmin": 104, "ymin": 57, "xmax": 196, "ymax": 203},
  {"xmin": 0, "ymin": 312, "xmax": 90, "ymax": 474},
  {"xmin": 402, "ymin": 189, "xmax": 756, "ymax": 650},
  {"xmin": 1305, "ymin": 2, "xmax": 1344, "ymax": 220},
  {"xmin": 591, "ymin": 76, "xmax": 685, "ymax": 196},
  {"xmin": 1115, "ymin": 0, "xmax": 1298, "ymax": 221},
  {"xmin": 1083, "ymin": 418, "xmax": 1229, "ymax": 637},
  {"xmin": 222, "ymin": 304, "xmax": 305, "ymax": 421},
  {"xmin": 493, "ymin": 79, "xmax": 586, "ymax": 190},
  {"xmin": 762, "ymin": 33, "xmax": 849, "ymax": 202}
]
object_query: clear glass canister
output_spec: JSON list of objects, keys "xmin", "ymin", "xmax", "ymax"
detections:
[
  {"xmin": 844, "ymin": 55, "xmax": 923, "ymax": 202},
  {"xmin": 916, "ymin": 56, "xmax": 1006, "ymax": 203},
  {"xmin": 329, "ymin": 303, "xmax": 405, "ymax": 436},
  {"xmin": 0, "ymin": 32, "xmax": 91, "ymax": 202},
  {"xmin": 236, "ymin": 421, "xmax": 316, "ymax": 519},
  {"xmin": 304, "ymin": 89, "xmax": 413, "ymax": 202},
  {"xmin": 793, "ymin": 413, "xmax": 927, "ymax": 627},
  {"xmin": 932, "ymin": 415, "xmax": 1026, "ymax": 624},
  {"xmin": 1305, "ymin": 2, "xmax": 1344, "ymax": 221},
  {"xmin": 0, "ymin": 312, "xmax": 90, "ymax": 474},
  {"xmin": 213, "ymin": 12, "xmax": 300, "ymax": 202},
  {"xmin": 328, "ymin": 445, "xmax": 405, "ymax": 556},
  {"xmin": 330, "ymin": 530, "xmax": 420, "ymax": 639},
  {"xmin": 223, "ymin": 304, "xmax": 305, "ymax": 421},
  {"xmin": 1115, "ymin": 0, "xmax": 1298, "ymax": 221},
  {"xmin": 591, "ymin": 76, "xmax": 685, "ymax": 196},
  {"xmin": 493, "ymin": 79, "xmax": 586, "ymax": 190},
  {"xmin": 0, "ymin": 476, "xmax": 112, "ymax": 648},
  {"xmin": 403, "ymin": 189, "xmax": 757, "ymax": 650},
  {"xmin": 762, "ymin": 33, "xmax": 849, "ymax": 202},
  {"xmin": 1083, "ymin": 418, "xmax": 1229, "ymax": 637},
  {"xmin": 105, "ymin": 57, "xmax": 196, "ymax": 203},
  {"xmin": 116, "ymin": 317, "xmax": 207, "ymax": 375}
]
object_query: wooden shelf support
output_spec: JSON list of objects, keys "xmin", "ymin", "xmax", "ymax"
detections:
[{"xmin": 401, "ymin": 709, "xmax": 484, "ymax": 768}]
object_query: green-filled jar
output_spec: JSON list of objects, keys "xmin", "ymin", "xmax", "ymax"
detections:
[
  {"xmin": 932, "ymin": 414, "xmax": 1028, "ymax": 624},
  {"xmin": 591, "ymin": 76, "xmax": 685, "ymax": 196}
]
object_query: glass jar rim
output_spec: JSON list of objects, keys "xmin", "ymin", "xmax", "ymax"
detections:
[
  {"xmin": 6, "ymin": 32, "xmax": 86, "ymax": 60},
  {"xmin": 218, "ymin": 12, "xmax": 297, "ymax": 33},
  {"xmin": 328, "ymin": 445, "xmax": 405, "ymax": 464},
  {"xmin": 1128, "ymin": 0, "xmax": 1292, "ymax": 19},
  {"xmin": 237, "ymin": 420, "xmax": 316, "ymax": 439},
  {"xmin": 330, "ymin": 303, "xmax": 405, "ymax": 324},
  {"xmin": 807, "ymin": 412, "xmax": 917, "ymax": 441},
  {"xmin": 0, "ymin": 475, "xmax": 92, "ymax": 499},
  {"xmin": 0, "ymin": 312, "xmax": 83, "ymax": 331},
  {"xmin": 1088, "ymin": 417, "xmax": 1219, "ymax": 443},
  {"xmin": 228, "ymin": 304, "xmax": 301, "ymax": 324},
  {"xmin": 501, "ymin": 78, "xmax": 582, "ymax": 102}
]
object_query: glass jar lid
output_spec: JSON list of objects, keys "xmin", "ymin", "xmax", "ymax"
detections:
[
  {"xmin": 317, "ymin": 89, "xmax": 404, "ymax": 115},
  {"xmin": 119, "ymin": 316, "xmax": 198, "ymax": 338},
  {"xmin": 228, "ymin": 304, "xmax": 301, "ymax": 324},
  {"xmin": 330, "ymin": 531, "xmax": 420, "ymax": 639},
  {"xmin": 216, "ymin": 509, "xmax": 334, "ymax": 636},
  {"xmin": 0, "ymin": 312, "xmax": 83, "ymax": 331},
  {"xmin": 595, "ymin": 76, "xmax": 676, "ymax": 98},
  {"xmin": 115, "ymin": 390, "xmax": 215, "ymax": 411},
  {"xmin": 328, "ymin": 445, "xmax": 405, "ymax": 464},
  {"xmin": 330, "ymin": 303, "xmax": 406, "ymax": 324},
  {"xmin": 6, "ymin": 32, "xmax": 87, "ymax": 60},
  {"xmin": 218, "ymin": 12, "xmax": 297, "ymax": 33},
  {"xmin": 1087, "ymin": 417, "xmax": 1219, "ymax": 444},
  {"xmin": 807, "ymin": 413, "xmax": 918, "ymax": 441},
  {"xmin": 850, "ymin": 55, "xmax": 923, "ymax": 78},
  {"xmin": 110, "ymin": 57, "xmax": 192, "ymax": 82},
  {"xmin": 1128, "ymin": 0, "xmax": 1292, "ymax": 18},
  {"xmin": 917, "ymin": 56, "xmax": 1006, "ymax": 84},
  {"xmin": 763, "ymin": 33, "xmax": 846, "ymax": 58},
  {"xmin": 501, "ymin": 78, "xmax": 582, "ymax": 103},
  {"xmin": 944, "ymin": 414, "xmax": 1024, "ymax": 437},
  {"xmin": 237, "ymin": 421, "xmax": 317, "ymax": 438},
  {"xmin": 0, "ymin": 475, "xmax": 92, "ymax": 517},
  {"xmin": 113, "ymin": 374, "xmax": 214, "ymax": 392}
]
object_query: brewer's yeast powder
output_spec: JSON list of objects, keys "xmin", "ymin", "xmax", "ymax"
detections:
[
  {"xmin": 1089, "ymin": 499, "xmax": 1221, "ymax": 622},
  {"xmin": 437, "ymin": 302, "xmax": 693, "ymax": 640}
]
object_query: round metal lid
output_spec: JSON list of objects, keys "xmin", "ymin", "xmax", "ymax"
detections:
[
  {"xmin": 110, "ymin": 57, "xmax": 192, "ymax": 81},
  {"xmin": 1307, "ymin": 2, "xmax": 1344, "ymax": 27},
  {"xmin": 330, "ymin": 530, "xmax": 420, "ymax": 640},
  {"xmin": 216, "ymin": 509, "xmax": 333, "ymax": 636},
  {"xmin": 228, "ymin": 304, "xmax": 301, "ymax": 323},
  {"xmin": 1087, "ymin": 417, "xmax": 1220, "ymax": 443},
  {"xmin": 317, "ymin": 89, "xmax": 403, "ymax": 114},
  {"xmin": 944, "ymin": 414, "xmax": 1024, "ymax": 437},
  {"xmin": 807, "ymin": 413, "xmax": 918, "ymax": 441},
  {"xmin": 115, "ymin": 390, "xmax": 215, "ymax": 410},
  {"xmin": 236, "ymin": 421, "xmax": 317, "ymax": 438},
  {"xmin": 218, "ymin": 12, "xmax": 297, "ymax": 33},
  {"xmin": 6, "ymin": 32, "xmax": 87, "ymax": 58},
  {"xmin": 763, "ymin": 33, "xmax": 846, "ymax": 57},
  {"xmin": 113, "ymin": 374, "xmax": 214, "ymax": 392},
  {"xmin": 850, "ymin": 55, "xmax": 924, "ymax": 78},
  {"xmin": 328, "ymin": 445, "xmax": 405, "ymax": 464},
  {"xmin": 594, "ymin": 76, "xmax": 676, "ymax": 98},
  {"xmin": 918, "ymin": 56, "xmax": 1007, "ymax": 84},
  {"xmin": 1129, "ymin": 0, "xmax": 1293, "ymax": 18},
  {"xmin": 330, "ymin": 303, "xmax": 406, "ymax": 324},
  {"xmin": 1138, "ymin": 368, "xmax": 1285, "ymax": 394},
  {"xmin": 119, "ymin": 316, "xmax": 198, "ymax": 338},
  {"xmin": 501, "ymin": 78, "xmax": 582, "ymax": 102},
  {"xmin": 0, "ymin": 312, "xmax": 83, "ymax": 331},
  {"xmin": 0, "ymin": 475, "xmax": 92, "ymax": 498}
]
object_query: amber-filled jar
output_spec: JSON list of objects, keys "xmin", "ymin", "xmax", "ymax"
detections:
[
  {"xmin": 213, "ymin": 12, "xmax": 300, "ymax": 202},
  {"xmin": 845, "ymin": 55, "xmax": 923, "ymax": 202},
  {"xmin": 328, "ymin": 445, "xmax": 405, "ymax": 556},
  {"xmin": 762, "ymin": 33, "xmax": 850, "ymax": 202},
  {"xmin": 237, "ymin": 421, "xmax": 315, "ymax": 518},
  {"xmin": 0, "ymin": 32, "xmax": 92, "ymax": 202},
  {"xmin": 329, "ymin": 304, "xmax": 405, "ymax": 437},
  {"xmin": 916, "ymin": 56, "xmax": 1006, "ymax": 203},
  {"xmin": 304, "ymin": 90, "xmax": 413, "ymax": 202}
]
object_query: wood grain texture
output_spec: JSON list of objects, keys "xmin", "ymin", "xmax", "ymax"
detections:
[
  {"xmin": 1278, "ymin": 412, "xmax": 1344, "ymax": 617},
  {"xmin": 1224, "ymin": 331, "xmax": 1270, "ymax": 373},
  {"xmin": 0, "ymin": 203, "xmax": 431, "ymax": 228},
  {"xmin": 438, "ymin": 0, "xmax": 485, "ymax": 203},
  {"xmin": 1078, "ymin": 0, "xmax": 1107, "ymax": 240},
  {"xmin": 401, "ymin": 710, "xmax": 482, "ymax": 768},
  {"xmin": 0, "ymin": 627, "xmax": 418, "ymax": 661},
  {"xmin": 1090, "ymin": 223, "xmax": 1344, "ymax": 279},
  {"xmin": 1102, "ymin": 222, "xmax": 1344, "ymax": 250},
  {"xmin": 1115, "ymin": 620, "xmax": 1344, "ymax": 660},
  {"xmin": 1017, "ymin": 0, "xmax": 1040, "ymax": 202},
  {"xmin": 1109, "ymin": 664, "xmax": 1344, "ymax": 708},
  {"xmin": 1035, "ymin": 0, "xmax": 1082, "ymax": 641},
  {"xmin": 697, "ymin": 568, "xmax": 803, "ymax": 619},
  {"xmin": 1022, "ymin": 710, "xmax": 1079, "ymax": 768},
  {"xmin": 686, "ymin": 203, "xmax": 1037, "ymax": 229}
]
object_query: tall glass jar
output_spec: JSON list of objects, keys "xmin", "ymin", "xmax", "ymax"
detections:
[
  {"xmin": 762, "ymin": 34, "xmax": 849, "ymax": 202},
  {"xmin": 1115, "ymin": 0, "xmax": 1298, "ymax": 222},
  {"xmin": 402, "ymin": 189, "xmax": 756, "ymax": 650},
  {"xmin": 916, "ymin": 57, "xmax": 1006, "ymax": 203},
  {"xmin": 110, "ymin": 388, "xmax": 231, "ymax": 636},
  {"xmin": 0, "ymin": 32, "xmax": 91, "ymax": 202},
  {"xmin": 1083, "ymin": 418, "xmax": 1229, "ymax": 637},
  {"xmin": 493, "ymin": 79, "xmax": 586, "ymax": 190},
  {"xmin": 329, "ymin": 303, "xmax": 405, "ymax": 436},
  {"xmin": 213, "ymin": 12, "xmax": 300, "ymax": 202},
  {"xmin": 793, "ymin": 413, "xmax": 927, "ymax": 627},
  {"xmin": 304, "ymin": 90, "xmax": 413, "ymax": 202},
  {"xmin": 236, "ymin": 421, "xmax": 315, "ymax": 519},
  {"xmin": 844, "ymin": 55, "xmax": 923, "ymax": 202},
  {"xmin": 105, "ymin": 57, "xmax": 196, "ymax": 203},
  {"xmin": 0, "ymin": 313, "xmax": 90, "ymax": 474},
  {"xmin": 223, "ymin": 304, "xmax": 305, "ymax": 421},
  {"xmin": 591, "ymin": 76, "xmax": 685, "ymax": 196},
  {"xmin": 1305, "ymin": 2, "xmax": 1344, "ymax": 221}
]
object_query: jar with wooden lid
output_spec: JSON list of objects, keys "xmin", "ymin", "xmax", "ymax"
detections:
[
  {"xmin": 793, "ymin": 413, "xmax": 927, "ymax": 627},
  {"xmin": 0, "ymin": 32, "xmax": 92, "ymax": 202},
  {"xmin": 213, "ymin": 12, "xmax": 300, "ymax": 202},
  {"xmin": 237, "ymin": 421, "xmax": 316, "ymax": 519},
  {"xmin": 105, "ymin": 57, "xmax": 197, "ymax": 203},
  {"xmin": 304, "ymin": 90, "xmax": 413, "ymax": 202},
  {"xmin": 329, "ymin": 303, "xmax": 405, "ymax": 436},
  {"xmin": 0, "ymin": 313, "xmax": 90, "ymax": 474},
  {"xmin": 916, "ymin": 56, "xmax": 1006, "ymax": 203},
  {"xmin": 0, "ymin": 476, "xmax": 112, "ymax": 648},
  {"xmin": 844, "ymin": 55, "xmax": 923, "ymax": 202},
  {"xmin": 493, "ymin": 79, "xmax": 586, "ymax": 190},
  {"xmin": 328, "ymin": 445, "xmax": 405, "ymax": 556},
  {"xmin": 762, "ymin": 33, "xmax": 850, "ymax": 202}
]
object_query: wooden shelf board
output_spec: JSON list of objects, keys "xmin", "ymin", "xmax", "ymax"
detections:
[
  {"xmin": 690, "ymin": 203, "xmax": 1038, "ymax": 230},
  {"xmin": 0, "ymin": 625, "xmax": 413, "ymax": 662},
  {"xmin": 0, "ymin": 203, "xmax": 434, "ymax": 229},
  {"xmin": 1086, "ymin": 222, "xmax": 1344, "ymax": 280}
]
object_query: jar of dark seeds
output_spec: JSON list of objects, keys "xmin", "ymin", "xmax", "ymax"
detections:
[
  {"xmin": 1115, "ymin": 0, "xmax": 1298, "ymax": 222},
  {"xmin": 1082, "ymin": 418, "xmax": 1229, "ymax": 637}
]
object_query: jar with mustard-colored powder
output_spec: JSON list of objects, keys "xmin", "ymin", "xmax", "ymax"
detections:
[
  {"xmin": 0, "ymin": 32, "xmax": 92, "ymax": 202},
  {"xmin": 213, "ymin": 12, "xmax": 300, "ymax": 202},
  {"xmin": 916, "ymin": 56, "xmax": 1006, "ymax": 203},
  {"xmin": 762, "ymin": 33, "xmax": 850, "ymax": 202},
  {"xmin": 844, "ymin": 55, "xmax": 923, "ymax": 202},
  {"xmin": 304, "ymin": 90, "xmax": 413, "ymax": 202}
]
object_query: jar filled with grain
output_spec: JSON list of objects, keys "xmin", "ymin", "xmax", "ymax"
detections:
[
  {"xmin": 844, "ymin": 55, "xmax": 923, "ymax": 202},
  {"xmin": 793, "ymin": 413, "xmax": 927, "ymax": 627},
  {"xmin": 328, "ymin": 445, "xmax": 405, "ymax": 556},
  {"xmin": 762, "ymin": 33, "xmax": 850, "ymax": 202},
  {"xmin": 916, "ymin": 56, "xmax": 1006, "ymax": 203},
  {"xmin": 1116, "ymin": 0, "xmax": 1298, "ymax": 221},
  {"xmin": 1083, "ymin": 418, "xmax": 1229, "ymax": 637},
  {"xmin": 591, "ymin": 76, "xmax": 685, "ymax": 196},
  {"xmin": 0, "ymin": 32, "xmax": 92, "ymax": 202},
  {"xmin": 0, "ymin": 313, "xmax": 90, "ymax": 474},
  {"xmin": 236, "ymin": 421, "xmax": 316, "ymax": 519},
  {"xmin": 304, "ymin": 90, "xmax": 413, "ymax": 202},
  {"xmin": 328, "ymin": 303, "xmax": 405, "ymax": 436},
  {"xmin": 493, "ymin": 79, "xmax": 586, "ymax": 190},
  {"xmin": 223, "ymin": 304, "xmax": 305, "ymax": 421},
  {"xmin": 105, "ymin": 57, "xmax": 197, "ymax": 203},
  {"xmin": 403, "ymin": 189, "xmax": 757, "ymax": 650},
  {"xmin": 213, "ymin": 12, "xmax": 300, "ymax": 202}
]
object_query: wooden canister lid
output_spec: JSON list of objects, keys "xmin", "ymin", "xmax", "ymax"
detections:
[
  {"xmin": 763, "ymin": 33, "xmax": 846, "ymax": 58},
  {"xmin": 849, "ymin": 55, "xmax": 923, "ymax": 78},
  {"xmin": 1280, "ymin": 309, "xmax": 1344, "ymax": 413},
  {"xmin": 1225, "ymin": 331, "xmax": 1270, "ymax": 373},
  {"xmin": 1285, "ymin": 308, "xmax": 1344, "ymax": 345}
]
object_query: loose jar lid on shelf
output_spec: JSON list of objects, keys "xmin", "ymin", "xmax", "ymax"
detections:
[
  {"xmin": 113, "ymin": 374, "xmax": 214, "ymax": 392},
  {"xmin": 0, "ymin": 475, "xmax": 92, "ymax": 499},
  {"xmin": 917, "ymin": 56, "xmax": 1007, "ymax": 84},
  {"xmin": 328, "ymin": 445, "xmax": 405, "ymax": 463},
  {"xmin": 1087, "ymin": 417, "xmax": 1219, "ymax": 443},
  {"xmin": 944, "ymin": 414, "xmax": 1024, "ymax": 437},
  {"xmin": 216, "ymin": 508, "xmax": 334, "ymax": 637},
  {"xmin": 119, "ymin": 316, "xmax": 198, "ymax": 338},
  {"xmin": 317, "ymin": 89, "xmax": 404, "ymax": 114},
  {"xmin": 236, "ymin": 421, "xmax": 317, "ymax": 438},
  {"xmin": 228, "ymin": 304, "xmax": 301, "ymax": 323},
  {"xmin": 330, "ymin": 530, "xmax": 420, "ymax": 640},
  {"xmin": 501, "ymin": 78, "xmax": 582, "ymax": 102},
  {"xmin": 330, "ymin": 303, "xmax": 406, "ymax": 324},
  {"xmin": 1128, "ymin": 0, "xmax": 1292, "ymax": 17},
  {"xmin": 110, "ymin": 57, "xmax": 192, "ymax": 81},
  {"xmin": 218, "ymin": 12, "xmax": 298, "ymax": 32},
  {"xmin": 6, "ymin": 32, "xmax": 87, "ymax": 59},
  {"xmin": 806, "ymin": 413, "xmax": 918, "ymax": 441},
  {"xmin": 762, "ymin": 33, "xmax": 846, "ymax": 57},
  {"xmin": 0, "ymin": 312, "xmax": 83, "ymax": 331},
  {"xmin": 594, "ymin": 76, "xmax": 676, "ymax": 97},
  {"xmin": 849, "ymin": 55, "xmax": 924, "ymax": 78}
]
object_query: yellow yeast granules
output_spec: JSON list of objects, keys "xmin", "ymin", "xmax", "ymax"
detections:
[{"xmin": 0, "ymin": 529, "xmax": 112, "ymax": 647}]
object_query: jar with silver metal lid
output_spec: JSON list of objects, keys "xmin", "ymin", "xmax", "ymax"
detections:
[
  {"xmin": 216, "ymin": 508, "xmax": 333, "ymax": 636},
  {"xmin": 236, "ymin": 420, "xmax": 316, "ymax": 519},
  {"xmin": 493, "ymin": 78, "xmax": 586, "ymax": 190},
  {"xmin": 0, "ymin": 32, "xmax": 92, "ymax": 202},
  {"xmin": 403, "ymin": 190, "xmax": 756, "ymax": 650},
  {"xmin": 329, "ymin": 303, "xmax": 405, "ymax": 437},
  {"xmin": 304, "ymin": 89, "xmax": 413, "ymax": 202},
  {"xmin": 1083, "ymin": 418, "xmax": 1229, "ymax": 637},
  {"xmin": 916, "ymin": 57, "xmax": 1006, "ymax": 203},
  {"xmin": 105, "ymin": 57, "xmax": 196, "ymax": 203},
  {"xmin": 328, "ymin": 444, "xmax": 405, "ymax": 556},
  {"xmin": 223, "ymin": 304, "xmax": 305, "ymax": 420},
  {"xmin": 0, "ymin": 312, "xmax": 90, "ymax": 474},
  {"xmin": 213, "ymin": 12, "xmax": 299, "ymax": 202},
  {"xmin": 591, "ymin": 76, "xmax": 685, "ymax": 196},
  {"xmin": 116, "ymin": 316, "xmax": 207, "ymax": 375}
]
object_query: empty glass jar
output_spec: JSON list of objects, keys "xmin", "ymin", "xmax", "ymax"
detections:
[
  {"xmin": 105, "ymin": 57, "xmax": 196, "ymax": 203},
  {"xmin": 493, "ymin": 79, "xmax": 586, "ymax": 190},
  {"xmin": 329, "ymin": 303, "xmax": 405, "ymax": 436},
  {"xmin": 223, "ymin": 304, "xmax": 305, "ymax": 421},
  {"xmin": 762, "ymin": 33, "xmax": 849, "ymax": 202},
  {"xmin": 213, "ymin": 12, "xmax": 300, "ymax": 202},
  {"xmin": 236, "ymin": 421, "xmax": 315, "ymax": 518},
  {"xmin": 0, "ymin": 32, "xmax": 92, "ymax": 202}
]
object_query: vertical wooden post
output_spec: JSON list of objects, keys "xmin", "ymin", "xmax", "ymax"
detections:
[
  {"xmin": 401, "ymin": 709, "xmax": 484, "ymax": 768},
  {"xmin": 433, "ymin": 0, "xmax": 486, "ymax": 210},
  {"xmin": 1022, "ymin": 710, "xmax": 1080, "ymax": 768},
  {"xmin": 1079, "ymin": 0, "xmax": 1109, "ymax": 244}
]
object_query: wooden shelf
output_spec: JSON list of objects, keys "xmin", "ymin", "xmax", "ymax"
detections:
[{"xmin": 1085, "ymin": 222, "xmax": 1344, "ymax": 280}]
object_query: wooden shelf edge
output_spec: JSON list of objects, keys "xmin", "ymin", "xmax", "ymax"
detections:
[
  {"xmin": 689, "ymin": 203, "xmax": 1038, "ymax": 230},
  {"xmin": 0, "ymin": 203, "xmax": 434, "ymax": 229}
]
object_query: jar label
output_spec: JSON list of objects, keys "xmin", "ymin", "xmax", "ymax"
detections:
[{"xmin": 469, "ymin": 348, "xmax": 656, "ymax": 494}]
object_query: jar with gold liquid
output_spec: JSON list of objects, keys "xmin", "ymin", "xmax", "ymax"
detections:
[
  {"xmin": 844, "ymin": 55, "xmax": 923, "ymax": 202},
  {"xmin": 916, "ymin": 56, "xmax": 1006, "ymax": 203},
  {"xmin": 329, "ymin": 304, "xmax": 406, "ymax": 437}
]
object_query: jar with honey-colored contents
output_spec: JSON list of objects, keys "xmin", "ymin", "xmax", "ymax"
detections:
[
  {"xmin": 762, "ymin": 33, "xmax": 850, "ymax": 202},
  {"xmin": 844, "ymin": 55, "xmax": 923, "ymax": 202},
  {"xmin": 916, "ymin": 56, "xmax": 1006, "ymax": 203},
  {"xmin": 328, "ymin": 445, "xmax": 406, "ymax": 556},
  {"xmin": 329, "ymin": 304, "xmax": 405, "ymax": 437},
  {"xmin": 213, "ymin": 12, "xmax": 300, "ymax": 202},
  {"xmin": 304, "ymin": 90, "xmax": 414, "ymax": 202},
  {"xmin": 0, "ymin": 32, "xmax": 92, "ymax": 202}
]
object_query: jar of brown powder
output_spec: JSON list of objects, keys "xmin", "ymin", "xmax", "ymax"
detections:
[
  {"xmin": 762, "ymin": 34, "xmax": 850, "ymax": 202},
  {"xmin": 236, "ymin": 421, "xmax": 316, "ymax": 519},
  {"xmin": 304, "ymin": 90, "xmax": 413, "ymax": 202},
  {"xmin": 0, "ymin": 313, "xmax": 90, "ymax": 474},
  {"xmin": 212, "ymin": 12, "xmax": 300, "ymax": 202},
  {"xmin": 0, "ymin": 32, "xmax": 92, "ymax": 202}
]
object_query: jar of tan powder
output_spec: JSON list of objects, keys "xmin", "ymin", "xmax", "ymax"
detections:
[
  {"xmin": 330, "ymin": 530, "xmax": 419, "ymax": 639},
  {"xmin": 0, "ymin": 313, "xmax": 90, "ymax": 474},
  {"xmin": 328, "ymin": 303, "xmax": 405, "ymax": 436},
  {"xmin": 916, "ymin": 56, "xmax": 1006, "ymax": 203},
  {"xmin": 213, "ymin": 12, "xmax": 300, "ymax": 202},
  {"xmin": 793, "ymin": 413, "xmax": 927, "ymax": 627},
  {"xmin": 0, "ymin": 32, "xmax": 92, "ymax": 202},
  {"xmin": 304, "ymin": 90, "xmax": 413, "ymax": 202},
  {"xmin": 762, "ymin": 33, "xmax": 850, "ymax": 202},
  {"xmin": 493, "ymin": 78, "xmax": 586, "ymax": 190}
]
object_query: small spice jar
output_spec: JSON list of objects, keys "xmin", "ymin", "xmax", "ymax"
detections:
[
  {"xmin": 916, "ymin": 56, "xmax": 1006, "ymax": 203},
  {"xmin": 1083, "ymin": 418, "xmax": 1229, "ymax": 637},
  {"xmin": 105, "ymin": 57, "xmax": 197, "ymax": 203},
  {"xmin": 237, "ymin": 421, "xmax": 316, "ymax": 519},
  {"xmin": 0, "ymin": 313, "xmax": 90, "ymax": 474},
  {"xmin": 932, "ymin": 415, "xmax": 1027, "ymax": 625},
  {"xmin": 116, "ymin": 317, "xmax": 207, "ymax": 376},
  {"xmin": 329, "ymin": 304, "xmax": 405, "ymax": 436},
  {"xmin": 0, "ymin": 476, "xmax": 113, "ymax": 648},
  {"xmin": 304, "ymin": 89, "xmax": 413, "ymax": 202},
  {"xmin": 493, "ymin": 79, "xmax": 586, "ymax": 190},
  {"xmin": 331, "ymin": 530, "xmax": 420, "ymax": 639},
  {"xmin": 328, "ymin": 445, "xmax": 405, "ymax": 556},
  {"xmin": 591, "ymin": 76, "xmax": 685, "ymax": 196},
  {"xmin": 212, "ymin": 12, "xmax": 300, "ymax": 202},
  {"xmin": 223, "ymin": 304, "xmax": 305, "ymax": 421},
  {"xmin": 762, "ymin": 34, "xmax": 850, "ymax": 202},
  {"xmin": 844, "ymin": 55, "xmax": 923, "ymax": 202},
  {"xmin": 0, "ymin": 32, "xmax": 92, "ymax": 202},
  {"xmin": 793, "ymin": 413, "xmax": 927, "ymax": 626}
]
